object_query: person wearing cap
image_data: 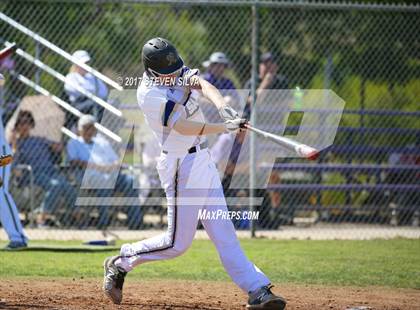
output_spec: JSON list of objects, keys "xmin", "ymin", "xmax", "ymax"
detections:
[
  {"xmin": 64, "ymin": 50, "xmax": 109, "ymax": 129},
  {"xmin": 202, "ymin": 52, "xmax": 239, "ymax": 123},
  {"xmin": 11, "ymin": 110, "xmax": 77, "ymax": 227},
  {"xmin": 242, "ymin": 52, "xmax": 289, "ymax": 120},
  {"xmin": 244, "ymin": 52, "xmax": 288, "ymax": 93},
  {"xmin": 202, "ymin": 52, "xmax": 236, "ymax": 92},
  {"xmin": 66, "ymin": 115, "xmax": 142, "ymax": 229}
]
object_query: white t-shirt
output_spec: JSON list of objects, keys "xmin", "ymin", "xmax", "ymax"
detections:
[
  {"xmin": 64, "ymin": 72, "xmax": 108, "ymax": 102},
  {"xmin": 67, "ymin": 134, "xmax": 119, "ymax": 181},
  {"xmin": 137, "ymin": 67, "xmax": 206, "ymax": 153}
]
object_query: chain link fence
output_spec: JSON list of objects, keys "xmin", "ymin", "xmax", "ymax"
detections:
[{"xmin": 0, "ymin": 0, "xmax": 419, "ymax": 236}]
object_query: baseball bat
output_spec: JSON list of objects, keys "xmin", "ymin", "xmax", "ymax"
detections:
[
  {"xmin": 243, "ymin": 123, "xmax": 319, "ymax": 160},
  {"xmin": 0, "ymin": 42, "xmax": 16, "ymax": 62}
]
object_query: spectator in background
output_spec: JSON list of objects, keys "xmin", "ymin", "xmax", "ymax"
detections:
[
  {"xmin": 211, "ymin": 131, "xmax": 249, "ymax": 190},
  {"xmin": 241, "ymin": 52, "xmax": 289, "ymax": 229},
  {"xmin": 64, "ymin": 50, "xmax": 108, "ymax": 129},
  {"xmin": 386, "ymin": 136, "xmax": 420, "ymax": 225},
  {"xmin": 211, "ymin": 130, "xmax": 251, "ymax": 229},
  {"xmin": 66, "ymin": 115, "xmax": 141, "ymax": 229},
  {"xmin": 202, "ymin": 52, "xmax": 236, "ymax": 93},
  {"xmin": 243, "ymin": 52, "xmax": 289, "ymax": 118},
  {"xmin": 244, "ymin": 52, "xmax": 288, "ymax": 92},
  {"xmin": 202, "ymin": 52, "xmax": 239, "ymax": 122},
  {"xmin": 0, "ymin": 55, "xmax": 19, "ymax": 122},
  {"xmin": 11, "ymin": 110, "xmax": 76, "ymax": 227}
]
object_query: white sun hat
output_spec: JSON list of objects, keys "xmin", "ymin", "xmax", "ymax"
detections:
[
  {"xmin": 72, "ymin": 50, "xmax": 91, "ymax": 64},
  {"xmin": 78, "ymin": 114, "xmax": 97, "ymax": 131},
  {"xmin": 202, "ymin": 52, "xmax": 230, "ymax": 68}
]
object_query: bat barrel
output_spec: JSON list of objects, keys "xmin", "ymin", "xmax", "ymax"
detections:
[{"xmin": 244, "ymin": 123, "xmax": 319, "ymax": 160}]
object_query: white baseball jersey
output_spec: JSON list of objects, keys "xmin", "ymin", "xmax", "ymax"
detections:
[{"xmin": 137, "ymin": 67, "xmax": 206, "ymax": 153}]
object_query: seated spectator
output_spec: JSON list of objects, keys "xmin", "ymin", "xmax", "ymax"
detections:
[
  {"xmin": 259, "ymin": 171, "xmax": 293, "ymax": 229},
  {"xmin": 243, "ymin": 52, "xmax": 289, "ymax": 119},
  {"xmin": 386, "ymin": 137, "xmax": 420, "ymax": 225},
  {"xmin": 66, "ymin": 115, "xmax": 141, "ymax": 229},
  {"xmin": 64, "ymin": 50, "xmax": 108, "ymax": 129},
  {"xmin": 11, "ymin": 110, "xmax": 76, "ymax": 227}
]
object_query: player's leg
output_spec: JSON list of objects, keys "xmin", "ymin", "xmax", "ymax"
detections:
[
  {"xmin": 201, "ymin": 156, "xmax": 286, "ymax": 309},
  {"xmin": 116, "ymin": 202, "xmax": 200, "ymax": 270},
  {"xmin": 103, "ymin": 202, "xmax": 201, "ymax": 305},
  {"xmin": 116, "ymin": 154, "xmax": 205, "ymax": 269},
  {"xmin": 0, "ymin": 163, "xmax": 28, "ymax": 249},
  {"xmin": 201, "ymin": 179, "xmax": 269, "ymax": 291},
  {"xmin": 104, "ymin": 153, "xmax": 204, "ymax": 304}
]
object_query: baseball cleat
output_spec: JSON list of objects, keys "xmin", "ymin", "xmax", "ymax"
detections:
[
  {"xmin": 103, "ymin": 256, "xmax": 127, "ymax": 304},
  {"xmin": 246, "ymin": 285, "xmax": 287, "ymax": 310},
  {"xmin": 4, "ymin": 241, "xmax": 27, "ymax": 250}
]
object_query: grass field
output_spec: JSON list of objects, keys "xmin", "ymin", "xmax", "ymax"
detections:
[{"xmin": 1, "ymin": 238, "xmax": 419, "ymax": 289}]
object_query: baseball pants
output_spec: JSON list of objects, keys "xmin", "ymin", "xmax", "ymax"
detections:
[
  {"xmin": 116, "ymin": 149, "xmax": 270, "ymax": 293},
  {"xmin": 0, "ymin": 150, "xmax": 27, "ymax": 244}
]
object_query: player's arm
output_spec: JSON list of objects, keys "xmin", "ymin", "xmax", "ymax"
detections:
[
  {"xmin": 173, "ymin": 118, "xmax": 246, "ymax": 136},
  {"xmin": 164, "ymin": 100, "xmax": 245, "ymax": 136},
  {"xmin": 173, "ymin": 119, "xmax": 226, "ymax": 136},
  {"xmin": 190, "ymin": 76, "xmax": 240, "ymax": 121},
  {"xmin": 190, "ymin": 76, "xmax": 227, "ymax": 110}
]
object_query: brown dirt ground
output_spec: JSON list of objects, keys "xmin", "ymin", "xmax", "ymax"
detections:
[{"xmin": 0, "ymin": 279, "xmax": 419, "ymax": 310}]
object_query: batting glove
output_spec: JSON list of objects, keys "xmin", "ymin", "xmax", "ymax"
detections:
[
  {"xmin": 219, "ymin": 105, "xmax": 239, "ymax": 121},
  {"xmin": 225, "ymin": 118, "xmax": 247, "ymax": 131}
]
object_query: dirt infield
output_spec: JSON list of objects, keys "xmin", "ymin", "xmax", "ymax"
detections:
[{"xmin": 0, "ymin": 279, "xmax": 419, "ymax": 310}]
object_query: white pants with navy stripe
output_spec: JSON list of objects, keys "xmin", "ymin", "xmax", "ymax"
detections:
[
  {"xmin": 116, "ymin": 149, "xmax": 270, "ymax": 293},
  {"xmin": 0, "ymin": 150, "xmax": 27, "ymax": 244}
]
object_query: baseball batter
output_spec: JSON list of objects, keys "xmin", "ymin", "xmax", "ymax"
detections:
[
  {"xmin": 103, "ymin": 38, "xmax": 286, "ymax": 309},
  {"xmin": 0, "ymin": 73, "xmax": 28, "ymax": 250}
]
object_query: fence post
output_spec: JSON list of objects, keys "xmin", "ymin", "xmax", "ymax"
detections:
[{"xmin": 250, "ymin": 1, "xmax": 259, "ymax": 238}]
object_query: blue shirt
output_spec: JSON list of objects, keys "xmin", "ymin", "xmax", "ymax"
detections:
[
  {"xmin": 14, "ymin": 136, "xmax": 57, "ymax": 175},
  {"xmin": 203, "ymin": 72, "xmax": 236, "ymax": 92}
]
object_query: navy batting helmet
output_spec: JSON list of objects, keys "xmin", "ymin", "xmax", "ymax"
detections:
[{"xmin": 142, "ymin": 37, "xmax": 184, "ymax": 77}]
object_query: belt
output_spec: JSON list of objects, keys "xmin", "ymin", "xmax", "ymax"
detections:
[{"xmin": 162, "ymin": 141, "xmax": 208, "ymax": 155}]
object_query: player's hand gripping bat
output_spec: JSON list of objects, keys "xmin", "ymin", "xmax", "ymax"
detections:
[{"xmin": 243, "ymin": 123, "xmax": 319, "ymax": 160}]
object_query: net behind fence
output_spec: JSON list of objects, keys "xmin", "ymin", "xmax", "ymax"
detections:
[{"xmin": 0, "ymin": 0, "xmax": 419, "ymax": 236}]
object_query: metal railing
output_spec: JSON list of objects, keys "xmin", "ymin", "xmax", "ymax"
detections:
[{"xmin": 0, "ymin": 12, "xmax": 123, "ymax": 142}]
